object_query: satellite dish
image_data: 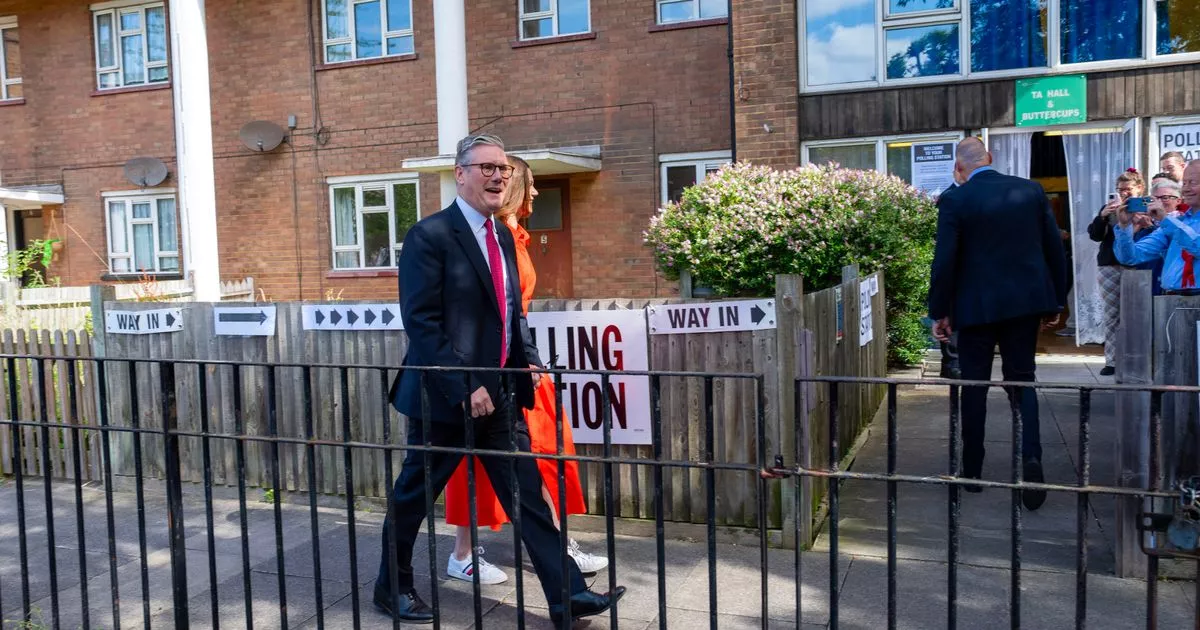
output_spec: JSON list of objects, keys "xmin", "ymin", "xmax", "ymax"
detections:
[
  {"xmin": 239, "ymin": 121, "xmax": 287, "ymax": 152},
  {"xmin": 123, "ymin": 157, "xmax": 169, "ymax": 187}
]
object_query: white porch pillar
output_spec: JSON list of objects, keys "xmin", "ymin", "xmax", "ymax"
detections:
[
  {"xmin": 169, "ymin": 0, "xmax": 221, "ymax": 301},
  {"xmin": 433, "ymin": 0, "xmax": 469, "ymax": 207}
]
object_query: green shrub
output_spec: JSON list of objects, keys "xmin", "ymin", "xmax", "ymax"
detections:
[{"xmin": 645, "ymin": 162, "xmax": 937, "ymax": 366}]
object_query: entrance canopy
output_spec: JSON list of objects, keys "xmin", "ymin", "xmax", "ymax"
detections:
[
  {"xmin": 403, "ymin": 145, "xmax": 602, "ymax": 176},
  {"xmin": 0, "ymin": 184, "xmax": 65, "ymax": 209}
]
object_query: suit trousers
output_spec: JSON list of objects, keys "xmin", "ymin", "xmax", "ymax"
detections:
[
  {"xmin": 956, "ymin": 315, "xmax": 1044, "ymax": 478},
  {"xmin": 376, "ymin": 392, "xmax": 587, "ymax": 606}
]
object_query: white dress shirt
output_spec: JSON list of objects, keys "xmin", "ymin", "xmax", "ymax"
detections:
[{"xmin": 456, "ymin": 196, "xmax": 513, "ymax": 361}]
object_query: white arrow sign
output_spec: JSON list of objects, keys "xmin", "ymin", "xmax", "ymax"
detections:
[
  {"xmin": 105, "ymin": 308, "xmax": 183, "ymax": 335},
  {"xmin": 302, "ymin": 304, "xmax": 404, "ymax": 331},
  {"xmin": 214, "ymin": 306, "xmax": 277, "ymax": 337},
  {"xmin": 647, "ymin": 299, "xmax": 776, "ymax": 335}
]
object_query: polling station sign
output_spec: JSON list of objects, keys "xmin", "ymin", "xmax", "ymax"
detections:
[
  {"xmin": 646, "ymin": 299, "xmax": 776, "ymax": 335},
  {"xmin": 526, "ymin": 309, "xmax": 651, "ymax": 446}
]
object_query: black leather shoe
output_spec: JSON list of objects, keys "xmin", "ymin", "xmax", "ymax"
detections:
[
  {"xmin": 962, "ymin": 473, "xmax": 983, "ymax": 493},
  {"xmin": 1022, "ymin": 458, "xmax": 1047, "ymax": 511},
  {"xmin": 549, "ymin": 586, "xmax": 627, "ymax": 625},
  {"xmin": 1100, "ymin": 366, "xmax": 1115, "ymax": 376},
  {"xmin": 373, "ymin": 586, "xmax": 434, "ymax": 624}
]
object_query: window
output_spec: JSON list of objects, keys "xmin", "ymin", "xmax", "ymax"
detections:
[
  {"xmin": 802, "ymin": 133, "xmax": 964, "ymax": 192},
  {"xmin": 519, "ymin": 0, "xmax": 590, "ymax": 40},
  {"xmin": 92, "ymin": 2, "xmax": 168, "ymax": 90},
  {"xmin": 322, "ymin": 0, "xmax": 413, "ymax": 63},
  {"xmin": 329, "ymin": 176, "xmax": 419, "ymax": 270},
  {"xmin": 659, "ymin": 151, "xmax": 732, "ymax": 205},
  {"xmin": 657, "ymin": 0, "xmax": 727, "ymax": 24},
  {"xmin": 105, "ymin": 191, "xmax": 179, "ymax": 274},
  {"xmin": 802, "ymin": 1, "xmax": 1200, "ymax": 92},
  {"xmin": 0, "ymin": 17, "xmax": 20, "ymax": 101}
]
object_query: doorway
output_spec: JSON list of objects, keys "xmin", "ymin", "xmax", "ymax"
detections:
[
  {"xmin": 10, "ymin": 207, "xmax": 46, "ymax": 287},
  {"xmin": 524, "ymin": 179, "xmax": 574, "ymax": 299}
]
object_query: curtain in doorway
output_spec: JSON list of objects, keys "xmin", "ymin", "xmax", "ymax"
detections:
[
  {"xmin": 1062, "ymin": 131, "xmax": 1129, "ymax": 346},
  {"xmin": 990, "ymin": 132, "xmax": 1033, "ymax": 179}
]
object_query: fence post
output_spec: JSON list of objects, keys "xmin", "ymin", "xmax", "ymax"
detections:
[
  {"xmin": 1114, "ymin": 269, "xmax": 1152, "ymax": 578},
  {"xmin": 679, "ymin": 270, "xmax": 693, "ymax": 299},
  {"xmin": 775, "ymin": 275, "xmax": 804, "ymax": 548},
  {"xmin": 160, "ymin": 361, "xmax": 190, "ymax": 627}
]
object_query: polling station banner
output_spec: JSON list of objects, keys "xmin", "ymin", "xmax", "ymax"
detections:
[{"xmin": 526, "ymin": 309, "xmax": 652, "ymax": 446}]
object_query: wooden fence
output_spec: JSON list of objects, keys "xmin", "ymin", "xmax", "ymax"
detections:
[{"xmin": 0, "ymin": 270, "xmax": 885, "ymax": 548}]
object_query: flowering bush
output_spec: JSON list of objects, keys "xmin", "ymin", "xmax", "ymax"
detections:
[{"xmin": 645, "ymin": 162, "xmax": 938, "ymax": 366}]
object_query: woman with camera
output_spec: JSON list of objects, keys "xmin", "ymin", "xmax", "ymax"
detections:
[{"xmin": 1087, "ymin": 168, "xmax": 1144, "ymax": 376}]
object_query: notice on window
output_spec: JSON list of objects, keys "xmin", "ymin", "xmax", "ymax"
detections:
[
  {"xmin": 911, "ymin": 142, "xmax": 957, "ymax": 195},
  {"xmin": 1161, "ymin": 123, "xmax": 1200, "ymax": 162}
]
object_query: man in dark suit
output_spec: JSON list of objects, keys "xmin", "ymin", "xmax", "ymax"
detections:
[
  {"xmin": 929, "ymin": 137, "xmax": 1068, "ymax": 511},
  {"xmin": 376, "ymin": 134, "xmax": 624, "ymax": 624}
]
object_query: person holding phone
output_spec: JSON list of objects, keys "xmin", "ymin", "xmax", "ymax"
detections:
[
  {"xmin": 1114, "ymin": 166, "xmax": 1200, "ymax": 297},
  {"xmin": 1087, "ymin": 168, "xmax": 1144, "ymax": 376}
]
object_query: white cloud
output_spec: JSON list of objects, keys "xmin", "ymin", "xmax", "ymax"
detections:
[
  {"xmin": 806, "ymin": 24, "xmax": 876, "ymax": 86},
  {"xmin": 805, "ymin": 0, "xmax": 873, "ymax": 21}
]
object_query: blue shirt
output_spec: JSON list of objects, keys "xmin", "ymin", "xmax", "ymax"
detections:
[
  {"xmin": 968, "ymin": 166, "xmax": 995, "ymax": 180},
  {"xmin": 1113, "ymin": 208, "xmax": 1200, "ymax": 292}
]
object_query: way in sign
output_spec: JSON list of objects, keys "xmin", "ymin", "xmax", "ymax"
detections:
[
  {"xmin": 115, "ymin": 311, "xmax": 176, "ymax": 331},
  {"xmin": 666, "ymin": 304, "xmax": 762, "ymax": 329},
  {"xmin": 648, "ymin": 298, "xmax": 775, "ymax": 335}
]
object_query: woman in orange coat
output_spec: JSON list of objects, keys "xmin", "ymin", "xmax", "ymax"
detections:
[{"xmin": 442, "ymin": 156, "xmax": 607, "ymax": 584}]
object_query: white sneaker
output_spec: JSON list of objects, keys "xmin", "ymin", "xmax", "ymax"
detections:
[
  {"xmin": 447, "ymin": 547, "xmax": 508, "ymax": 585},
  {"xmin": 567, "ymin": 538, "xmax": 608, "ymax": 574}
]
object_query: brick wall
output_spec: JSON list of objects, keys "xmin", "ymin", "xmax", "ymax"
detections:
[{"xmin": 731, "ymin": 0, "xmax": 799, "ymax": 169}]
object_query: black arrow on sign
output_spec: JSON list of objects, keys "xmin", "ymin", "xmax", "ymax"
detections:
[
  {"xmin": 219, "ymin": 311, "xmax": 268, "ymax": 324},
  {"xmin": 315, "ymin": 310, "xmax": 325, "ymax": 324},
  {"xmin": 347, "ymin": 310, "xmax": 359, "ymax": 325},
  {"xmin": 364, "ymin": 309, "xmax": 377, "ymax": 325},
  {"xmin": 751, "ymin": 305, "xmax": 766, "ymax": 325},
  {"xmin": 166, "ymin": 313, "xmax": 177, "ymax": 327},
  {"xmin": 382, "ymin": 309, "xmax": 395, "ymax": 325},
  {"xmin": 330, "ymin": 310, "xmax": 342, "ymax": 325}
]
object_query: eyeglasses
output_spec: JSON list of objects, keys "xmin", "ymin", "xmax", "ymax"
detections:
[
  {"xmin": 462, "ymin": 163, "xmax": 515, "ymax": 179},
  {"xmin": 1155, "ymin": 195, "xmax": 1181, "ymax": 201}
]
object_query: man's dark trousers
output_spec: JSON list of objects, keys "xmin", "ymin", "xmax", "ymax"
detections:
[
  {"xmin": 956, "ymin": 314, "xmax": 1043, "ymax": 478},
  {"xmin": 376, "ymin": 391, "xmax": 586, "ymax": 606}
]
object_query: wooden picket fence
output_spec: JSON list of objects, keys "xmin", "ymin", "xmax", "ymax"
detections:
[{"xmin": 0, "ymin": 270, "xmax": 886, "ymax": 547}]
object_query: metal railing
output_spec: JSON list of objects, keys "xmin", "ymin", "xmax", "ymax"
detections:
[{"xmin": 0, "ymin": 355, "xmax": 1195, "ymax": 629}]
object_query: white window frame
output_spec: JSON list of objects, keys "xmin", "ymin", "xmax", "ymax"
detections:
[
  {"xmin": 659, "ymin": 150, "xmax": 732, "ymax": 205},
  {"xmin": 801, "ymin": 132, "xmax": 965, "ymax": 178},
  {"xmin": 321, "ymin": 0, "xmax": 415, "ymax": 64},
  {"xmin": 655, "ymin": 0, "xmax": 728, "ymax": 25},
  {"xmin": 327, "ymin": 174, "xmax": 420, "ymax": 271},
  {"xmin": 1149, "ymin": 115, "xmax": 1200, "ymax": 169},
  {"xmin": 102, "ymin": 190, "xmax": 180, "ymax": 275},
  {"xmin": 91, "ymin": 1, "xmax": 169, "ymax": 90},
  {"xmin": 800, "ymin": 1, "xmax": 1200, "ymax": 95},
  {"xmin": 0, "ymin": 17, "xmax": 19, "ymax": 101},
  {"xmin": 519, "ymin": 0, "xmax": 592, "ymax": 41}
]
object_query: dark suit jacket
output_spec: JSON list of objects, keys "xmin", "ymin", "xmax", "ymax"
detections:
[
  {"xmin": 928, "ymin": 169, "xmax": 1068, "ymax": 329},
  {"xmin": 390, "ymin": 201, "xmax": 540, "ymax": 422}
]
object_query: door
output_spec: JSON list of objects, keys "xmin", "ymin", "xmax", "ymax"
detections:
[
  {"xmin": 14, "ymin": 209, "xmax": 45, "ymax": 287},
  {"xmin": 524, "ymin": 179, "xmax": 574, "ymax": 299}
]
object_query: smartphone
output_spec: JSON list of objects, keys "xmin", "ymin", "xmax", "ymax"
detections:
[
  {"xmin": 1107, "ymin": 192, "xmax": 1119, "ymax": 202},
  {"xmin": 1126, "ymin": 196, "xmax": 1153, "ymax": 213}
]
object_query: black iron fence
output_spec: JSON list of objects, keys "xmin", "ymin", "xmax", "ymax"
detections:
[{"xmin": 0, "ymin": 355, "xmax": 1196, "ymax": 629}]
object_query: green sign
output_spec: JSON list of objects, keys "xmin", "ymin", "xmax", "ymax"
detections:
[{"xmin": 1015, "ymin": 75, "xmax": 1087, "ymax": 127}]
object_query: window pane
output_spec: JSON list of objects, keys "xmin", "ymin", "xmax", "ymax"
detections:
[
  {"xmin": 109, "ymin": 202, "xmax": 128, "ymax": 254},
  {"xmin": 665, "ymin": 165, "xmax": 698, "ymax": 204},
  {"xmin": 885, "ymin": 23, "xmax": 960, "ymax": 79},
  {"xmin": 149, "ymin": 66, "xmax": 168, "ymax": 82},
  {"xmin": 112, "ymin": 258, "xmax": 131, "ymax": 273},
  {"xmin": 363, "ymin": 187, "xmax": 386, "ymax": 207},
  {"xmin": 805, "ymin": 0, "xmax": 876, "ymax": 85},
  {"xmin": 159, "ymin": 256, "xmax": 179, "ymax": 272},
  {"xmin": 132, "ymin": 202, "xmax": 151, "ymax": 219},
  {"xmin": 157, "ymin": 199, "xmax": 177, "ymax": 252},
  {"xmin": 888, "ymin": 0, "xmax": 956, "ymax": 15},
  {"xmin": 386, "ymin": 0, "xmax": 412, "ymax": 31},
  {"xmin": 1060, "ymin": 0, "xmax": 1141, "ymax": 64},
  {"xmin": 120, "ymin": 10, "xmax": 141, "ymax": 31},
  {"xmin": 363, "ymin": 213, "xmax": 391, "ymax": 268},
  {"xmin": 971, "ymin": 0, "xmax": 1048, "ymax": 72},
  {"xmin": 99, "ymin": 72, "xmax": 120, "ymax": 89},
  {"xmin": 133, "ymin": 224, "xmax": 154, "ymax": 271},
  {"xmin": 334, "ymin": 251, "xmax": 359, "ymax": 269},
  {"xmin": 528, "ymin": 188, "xmax": 563, "ymax": 230},
  {"xmin": 524, "ymin": 0, "xmax": 551, "ymax": 12},
  {"xmin": 558, "ymin": 0, "xmax": 590, "ymax": 34},
  {"xmin": 386, "ymin": 36, "xmax": 413, "ymax": 55},
  {"xmin": 1157, "ymin": 0, "xmax": 1200, "ymax": 55},
  {"xmin": 326, "ymin": 0, "xmax": 349, "ymax": 39},
  {"xmin": 333, "ymin": 187, "xmax": 357, "ymax": 246},
  {"xmin": 96, "ymin": 13, "xmax": 115, "ymax": 68},
  {"xmin": 354, "ymin": 1, "xmax": 383, "ymax": 58},
  {"xmin": 522, "ymin": 18, "xmax": 554, "ymax": 39},
  {"xmin": 122, "ymin": 34, "xmax": 145, "ymax": 84},
  {"xmin": 886, "ymin": 143, "xmax": 914, "ymax": 184},
  {"xmin": 393, "ymin": 183, "xmax": 418, "ymax": 242},
  {"xmin": 807, "ymin": 144, "xmax": 876, "ymax": 171},
  {"xmin": 699, "ymin": 0, "xmax": 727, "ymax": 19},
  {"xmin": 659, "ymin": 0, "xmax": 693, "ymax": 22},
  {"xmin": 146, "ymin": 7, "xmax": 166, "ymax": 63},
  {"xmin": 3, "ymin": 28, "xmax": 21, "ymax": 82},
  {"xmin": 326, "ymin": 43, "xmax": 351, "ymax": 63}
]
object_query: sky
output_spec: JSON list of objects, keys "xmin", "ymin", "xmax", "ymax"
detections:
[{"xmin": 805, "ymin": 0, "xmax": 876, "ymax": 85}]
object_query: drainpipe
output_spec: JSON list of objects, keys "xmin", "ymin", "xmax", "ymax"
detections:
[{"xmin": 728, "ymin": 6, "xmax": 737, "ymax": 163}]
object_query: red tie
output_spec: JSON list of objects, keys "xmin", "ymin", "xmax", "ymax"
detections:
[
  {"xmin": 484, "ymin": 217, "xmax": 507, "ymax": 365},
  {"xmin": 1182, "ymin": 205, "xmax": 1196, "ymax": 289}
]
